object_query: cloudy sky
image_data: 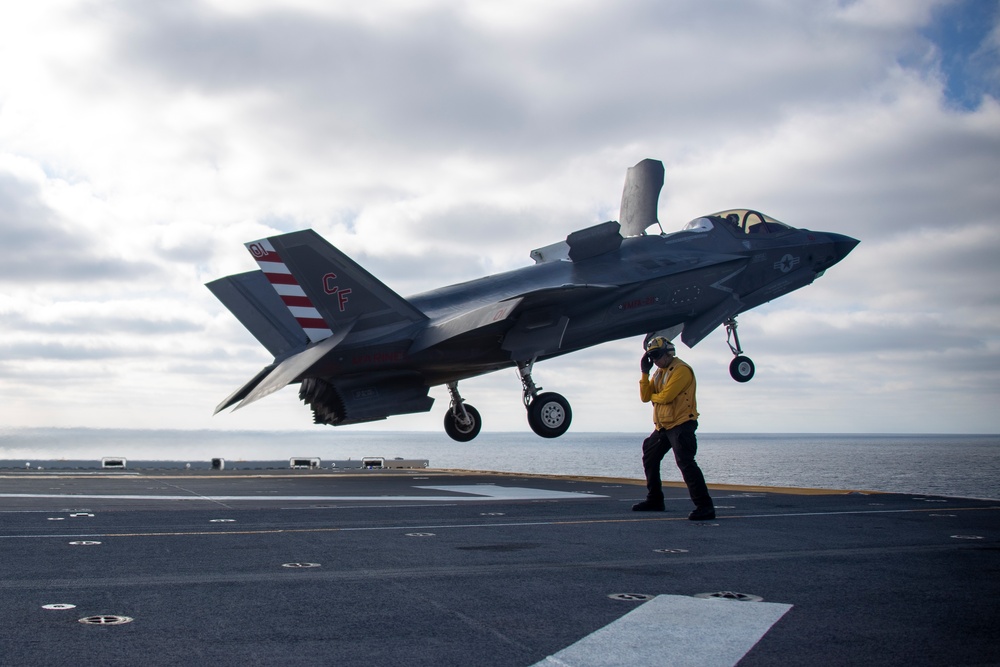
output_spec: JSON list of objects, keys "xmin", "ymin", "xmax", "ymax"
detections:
[{"xmin": 0, "ymin": 0, "xmax": 998, "ymax": 437}]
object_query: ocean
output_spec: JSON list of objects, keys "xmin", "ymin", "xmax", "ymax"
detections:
[{"xmin": 1, "ymin": 428, "xmax": 998, "ymax": 500}]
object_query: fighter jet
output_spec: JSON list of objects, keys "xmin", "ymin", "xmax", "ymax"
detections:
[{"xmin": 207, "ymin": 159, "xmax": 858, "ymax": 441}]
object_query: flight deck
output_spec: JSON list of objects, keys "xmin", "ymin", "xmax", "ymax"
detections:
[{"xmin": 1, "ymin": 467, "xmax": 997, "ymax": 666}]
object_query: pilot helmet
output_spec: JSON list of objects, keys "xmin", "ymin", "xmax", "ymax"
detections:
[{"xmin": 646, "ymin": 337, "xmax": 675, "ymax": 359}]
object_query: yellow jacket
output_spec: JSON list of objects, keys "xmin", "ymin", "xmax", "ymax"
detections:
[{"xmin": 639, "ymin": 358, "xmax": 699, "ymax": 430}]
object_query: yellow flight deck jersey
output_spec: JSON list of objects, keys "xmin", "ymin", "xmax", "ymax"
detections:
[{"xmin": 639, "ymin": 358, "xmax": 699, "ymax": 430}]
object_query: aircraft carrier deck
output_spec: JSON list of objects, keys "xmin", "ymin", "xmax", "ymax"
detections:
[{"xmin": 1, "ymin": 466, "xmax": 997, "ymax": 666}]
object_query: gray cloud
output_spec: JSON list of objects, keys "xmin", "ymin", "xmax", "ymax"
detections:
[
  {"xmin": 0, "ymin": 341, "xmax": 125, "ymax": 362},
  {"xmin": 96, "ymin": 0, "xmax": 938, "ymax": 160},
  {"xmin": 0, "ymin": 172, "xmax": 156, "ymax": 284},
  {"xmin": 2, "ymin": 312, "xmax": 204, "ymax": 337}
]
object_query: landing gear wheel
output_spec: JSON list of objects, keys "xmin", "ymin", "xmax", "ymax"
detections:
[
  {"xmin": 730, "ymin": 356, "xmax": 755, "ymax": 383},
  {"xmin": 444, "ymin": 404, "xmax": 482, "ymax": 442},
  {"xmin": 527, "ymin": 392, "xmax": 572, "ymax": 438}
]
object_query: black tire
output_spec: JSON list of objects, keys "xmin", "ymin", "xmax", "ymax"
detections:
[
  {"xmin": 527, "ymin": 392, "xmax": 572, "ymax": 438},
  {"xmin": 444, "ymin": 404, "xmax": 482, "ymax": 442},
  {"xmin": 730, "ymin": 356, "xmax": 755, "ymax": 383}
]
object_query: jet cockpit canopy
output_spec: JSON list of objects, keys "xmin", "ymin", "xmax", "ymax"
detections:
[{"xmin": 684, "ymin": 209, "xmax": 793, "ymax": 236}]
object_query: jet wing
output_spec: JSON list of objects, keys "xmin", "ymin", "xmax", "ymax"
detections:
[
  {"xmin": 409, "ymin": 297, "xmax": 524, "ymax": 353},
  {"xmin": 409, "ymin": 284, "xmax": 617, "ymax": 357},
  {"xmin": 500, "ymin": 284, "xmax": 618, "ymax": 360},
  {"xmin": 510, "ymin": 283, "xmax": 619, "ymax": 309}
]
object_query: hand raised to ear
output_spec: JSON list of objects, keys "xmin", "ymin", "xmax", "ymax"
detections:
[{"xmin": 640, "ymin": 354, "xmax": 653, "ymax": 374}]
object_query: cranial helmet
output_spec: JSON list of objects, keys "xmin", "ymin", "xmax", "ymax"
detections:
[{"xmin": 646, "ymin": 336, "xmax": 675, "ymax": 357}]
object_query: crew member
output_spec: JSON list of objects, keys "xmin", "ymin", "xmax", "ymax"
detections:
[{"xmin": 634, "ymin": 337, "xmax": 715, "ymax": 520}]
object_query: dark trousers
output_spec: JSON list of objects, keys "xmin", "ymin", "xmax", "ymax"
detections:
[{"xmin": 642, "ymin": 420, "xmax": 713, "ymax": 509}]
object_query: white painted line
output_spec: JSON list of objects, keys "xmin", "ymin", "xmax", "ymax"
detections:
[
  {"xmin": 531, "ymin": 594, "xmax": 791, "ymax": 667},
  {"xmin": 0, "ymin": 485, "xmax": 605, "ymax": 503},
  {"xmin": 415, "ymin": 485, "xmax": 606, "ymax": 500}
]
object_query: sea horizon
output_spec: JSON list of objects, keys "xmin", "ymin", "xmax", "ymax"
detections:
[{"xmin": 2, "ymin": 427, "xmax": 998, "ymax": 501}]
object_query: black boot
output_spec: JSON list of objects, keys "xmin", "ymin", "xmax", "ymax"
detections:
[
  {"xmin": 688, "ymin": 506, "xmax": 715, "ymax": 521},
  {"xmin": 632, "ymin": 498, "xmax": 665, "ymax": 512}
]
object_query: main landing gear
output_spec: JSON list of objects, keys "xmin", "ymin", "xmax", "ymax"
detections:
[
  {"xmin": 442, "ymin": 362, "xmax": 573, "ymax": 442},
  {"xmin": 725, "ymin": 317, "xmax": 755, "ymax": 382}
]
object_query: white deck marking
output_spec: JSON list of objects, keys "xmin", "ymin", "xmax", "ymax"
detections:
[
  {"xmin": 0, "ymin": 485, "xmax": 604, "ymax": 503},
  {"xmin": 532, "ymin": 594, "xmax": 791, "ymax": 667},
  {"xmin": 415, "ymin": 485, "xmax": 604, "ymax": 500}
]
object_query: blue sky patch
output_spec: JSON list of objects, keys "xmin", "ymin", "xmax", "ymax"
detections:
[{"xmin": 922, "ymin": 0, "xmax": 1000, "ymax": 110}]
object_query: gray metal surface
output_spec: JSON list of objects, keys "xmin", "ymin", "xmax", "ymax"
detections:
[{"xmin": 2, "ymin": 469, "xmax": 997, "ymax": 666}]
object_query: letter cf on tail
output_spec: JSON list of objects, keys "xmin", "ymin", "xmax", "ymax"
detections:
[{"xmin": 322, "ymin": 273, "xmax": 352, "ymax": 312}]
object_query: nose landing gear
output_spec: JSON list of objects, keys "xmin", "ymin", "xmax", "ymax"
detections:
[
  {"xmin": 725, "ymin": 318, "xmax": 755, "ymax": 383},
  {"xmin": 518, "ymin": 360, "xmax": 572, "ymax": 438}
]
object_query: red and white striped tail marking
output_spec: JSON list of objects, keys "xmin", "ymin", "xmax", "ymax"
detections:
[{"xmin": 246, "ymin": 238, "xmax": 333, "ymax": 342}]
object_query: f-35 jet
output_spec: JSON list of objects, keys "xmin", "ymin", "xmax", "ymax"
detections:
[{"xmin": 207, "ymin": 159, "xmax": 858, "ymax": 440}]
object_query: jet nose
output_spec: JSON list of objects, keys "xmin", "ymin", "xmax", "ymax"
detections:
[
  {"xmin": 830, "ymin": 233, "xmax": 860, "ymax": 262},
  {"xmin": 813, "ymin": 233, "xmax": 859, "ymax": 272}
]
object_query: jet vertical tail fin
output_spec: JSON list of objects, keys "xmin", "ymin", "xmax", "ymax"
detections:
[
  {"xmin": 246, "ymin": 230, "xmax": 427, "ymax": 341},
  {"xmin": 244, "ymin": 236, "xmax": 335, "ymax": 343},
  {"xmin": 206, "ymin": 270, "xmax": 308, "ymax": 358}
]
